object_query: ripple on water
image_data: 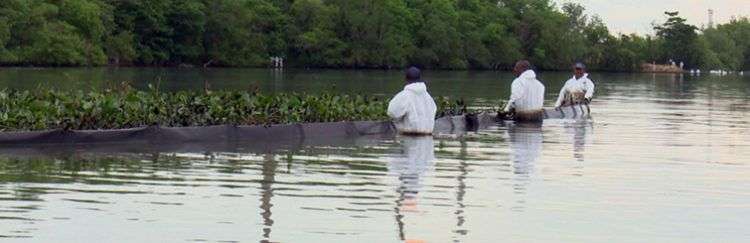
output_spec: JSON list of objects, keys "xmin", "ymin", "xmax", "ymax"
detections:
[{"xmin": 1, "ymin": 74, "xmax": 749, "ymax": 242}]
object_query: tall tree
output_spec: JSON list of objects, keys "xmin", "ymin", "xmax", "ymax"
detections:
[
  {"xmin": 702, "ymin": 28, "xmax": 742, "ymax": 70},
  {"xmin": 203, "ymin": 0, "xmax": 287, "ymax": 66},
  {"xmin": 111, "ymin": 0, "xmax": 174, "ymax": 65},
  {"xmin": 330, "ymin": 0, "xmax": 415, "ymax": 68},
  {"xmin": 456, "ymin": 0, "xmax": 521, "ymax": 69},
  {"xmin": 287, "ymin": 0, "xmax": 345, "ymax": 67},
  {"xmin": 408, "ymin": 0, "xmax": 464, "ymax": 69},
  {"xmin": 654, "ymin": 11, "xmax": 701, "ymax": 68},
  {"xmin": 167, "ymin": 0, "xmax": 205, "ymax": 64},
  {"xmin": 715, "ymin": 17, "xmax": 750, "ymax": 70}
]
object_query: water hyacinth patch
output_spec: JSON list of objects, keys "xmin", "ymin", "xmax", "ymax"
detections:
[{"xmin": 0, "ymin": 86, "xmax": 497, "ymax": 132}]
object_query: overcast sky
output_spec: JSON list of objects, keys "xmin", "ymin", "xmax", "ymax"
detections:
[{"xmin": 554, "ymin": 0, "xmax": 750, "ymax": 35}]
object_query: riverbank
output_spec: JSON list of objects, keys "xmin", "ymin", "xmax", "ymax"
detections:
[
  {"xmin": 640, "ymin": 63, "xmax": 685, "ymax": 73},
  {"xmin": 0, "ymin": 63, "xmax": 593, "ymax": 71}
]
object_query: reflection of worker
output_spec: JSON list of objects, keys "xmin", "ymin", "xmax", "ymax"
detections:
[
  {"xmin": 554, "ymin": 62, "xmax": 595, "ymax": 109},
  {"xmin": 390, "ymin": 136, "xmax": 435, "ymax": 208},
  {"xmin": 388, "ymin": 67, "xmax": 437, "ymax": 135},
  {"xmin": 564, "ymin": 120, "xmax": 593, "ymax": 162},
  {"xmin": 507, "ymin": 122, "xmax": 543, "ymax": 196},
  {"xmin": 504, "ymin": 60, "xmax": 545, "ymax": 122},
  {"xmin": 390, "ymin": 136, "xmax": 434, "ymax": 242}
]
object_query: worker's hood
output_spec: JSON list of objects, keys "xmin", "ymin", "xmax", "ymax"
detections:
[
  {"xmin": 519, "ymin": 70, "xmax": 537, "ymax": 80},
  {"xmin": 404, "ymin": 82, "xmax": 428, "ymax": 94}
]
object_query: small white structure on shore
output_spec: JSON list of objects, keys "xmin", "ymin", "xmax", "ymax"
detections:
[{"xmin": 270, "ymin": 56, "xmax": 284, "ymax": 69}]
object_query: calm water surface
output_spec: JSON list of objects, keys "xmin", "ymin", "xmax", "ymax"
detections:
[{"xmin": 0, "ymin": 68, "xmax": 749, "ymax": 242}]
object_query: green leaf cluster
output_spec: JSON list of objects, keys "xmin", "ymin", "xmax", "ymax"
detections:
[
  {"xmin": 0, "ymin": 86, "xmax": 480, "ymax": 131},
  {"xmin": 2, "ymin": 1, "xmax": 747, "ymax": 71}
]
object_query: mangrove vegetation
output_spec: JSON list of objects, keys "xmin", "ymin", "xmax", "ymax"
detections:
[{"xmin": 0, "ymin": 0, "xmax": 748, "ymax": 71}]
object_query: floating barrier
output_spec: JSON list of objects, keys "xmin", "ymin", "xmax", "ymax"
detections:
[
  {"xmin": 433, "ymin": 103, "xmax": 590, "ymax": 133},
  {"xmin": 0, "ymin": 121, "xmax": 393, "ymax": 145},
  {"xmin": 0, "ymin": 104, "xmax": 589, "ymax": 152},
  {"xmin": 542, "ymin": 103, "xmax": 591, "ymax": 119}
]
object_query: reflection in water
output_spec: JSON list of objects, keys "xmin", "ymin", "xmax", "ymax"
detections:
[
  {"xmin": 564, "ymin": 119, "xmax": 594, "ymax": 162},
  {"xmin": 390, "ymin": 136, "xmax": 435, "ymax": 242},
  {"xmin": 453, "ymin": 139, "xmax": 469, "ymax": 240},
  {"xmin": 508, "ymin": 123, "xmax": 543, "ymax": 178},
  {"xmin": 507, "ymin": 122, "xmax": 543, "ymax": 205},
  {"xmin": 2, "ymin": 72, "xmax": 750, "ymax": 242},
  {"xmin": 260, "ymin": 154, "xmax": 278, "ymax": 243}
]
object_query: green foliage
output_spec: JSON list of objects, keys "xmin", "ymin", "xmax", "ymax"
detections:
[
  {"xmin": 0, "ymin": 0, "xmax": 106, "ymax": 66},
  {"xmin": 327, "ymin": 0, "xmax": 415, "ymax": 68},
  {"xmin": 104, "ymin": 31, "xmax": 137, "ymax": 65},
  {"xmin": 703, "ymin": 17, "xmax": 750, "ymax": 70},
  {"xmin": 111, "ymin": 0, "xmax": 174, "ymax": 65},
  {"xmin": 0, "ymin": 86, "xmax": 477, "ymax": 131},
  {"xmin": 409, "ymin": 0, "xmax": 463, "ymax": 69},
  {"xmin": 288, "ymin": 0, "xmax": 345, "ymax": 67},
  {"xmin": 654, "ymin": 11, "xmax": 701, "ymax": 68},
  {"xmin": 168, "ymin": 0, "xmax": 206, "ymax": 64},
  {"xmin": 0, "ymin": 1, "xmax": 748, "ymax": 71},
  {"xmin": 701, "ymin": 29, "xmax": 741, "ymax": 70},
  {"xmin": 203, "ymin": 0, "xmax": 287, "ymax": 66}
]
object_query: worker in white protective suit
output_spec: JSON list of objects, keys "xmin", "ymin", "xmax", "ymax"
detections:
[
  {"xmin": 554, "ymin": 62, "xmax": 595, "ymax": 108},
  {"xmin": 387, "ymin": 67, "xmax": 437, "ymax": 135},
  {"xmin": 503, "ymin": 60, "xmax": 546, "ymax": 122}
]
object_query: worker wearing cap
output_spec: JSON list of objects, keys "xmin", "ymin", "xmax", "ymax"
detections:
[
  {"xmin": 554, "ymin": 62, "xmax": 595, "ymax": 108},
  {"xmin": 388, "ymin": 67, "xmax": 437, "ymax": 135}
]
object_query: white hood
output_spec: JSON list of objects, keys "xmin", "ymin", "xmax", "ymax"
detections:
[
  {"xmin": 519, "ymin": 70, "xmax": 537, "ymax": 80},
  {"xmin": 404, "ymin": 82, "xmax": 427, "ymax": 94},
  {"xmin": 387, "ymin": 82, "xmax": 437, "ymax": 134},
  {"xmin": 506, "ymin": 70, "xmax": 545, "ymax": 112}
]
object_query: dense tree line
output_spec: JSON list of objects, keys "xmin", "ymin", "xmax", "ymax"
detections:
[{"xmin": 0, "ymin": 0, "xmax": 748, "ymax": 71}]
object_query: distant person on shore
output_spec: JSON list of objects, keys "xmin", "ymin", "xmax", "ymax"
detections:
[
  {"xmin": 504, "ymin": 60, "xmax": 545, "ymax": 122},
  {"xmin": 388, "ymin": 67, "xmax": 437, "ymax": 135},
  {"xmin": 554, "ymin": 62, "xmax": 594, "ymax": 109}
]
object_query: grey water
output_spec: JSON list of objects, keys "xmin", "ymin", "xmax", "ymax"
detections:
[{"xmin": 0, "ymin": 68, "xmax": 749, "ymax": 242}]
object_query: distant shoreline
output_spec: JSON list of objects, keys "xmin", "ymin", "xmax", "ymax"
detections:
[
  {"xmin": 640, "ymin": 63, "xmax": 686, "ymax": 73},
  {"xmin": 0, "ymin": 64, "xmax": 702, "ymax": 73}
]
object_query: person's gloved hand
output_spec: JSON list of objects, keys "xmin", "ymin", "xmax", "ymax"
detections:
[{"xmin": 584, "ymin": 97, "xmax": 592, "ymax": 104}]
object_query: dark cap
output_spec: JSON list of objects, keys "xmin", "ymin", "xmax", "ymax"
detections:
[
  {"xmin": 405, "ymin": 67, "xmax": 422, "ymax": 83},
  {"xmin": 574, "ymin": 62, "xmax": 586, "ymax": 70}
]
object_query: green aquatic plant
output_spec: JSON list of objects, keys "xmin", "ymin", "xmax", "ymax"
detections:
[{"xmin": 0, "ymin": 86, "xmax": 491, "ymax": 131}]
